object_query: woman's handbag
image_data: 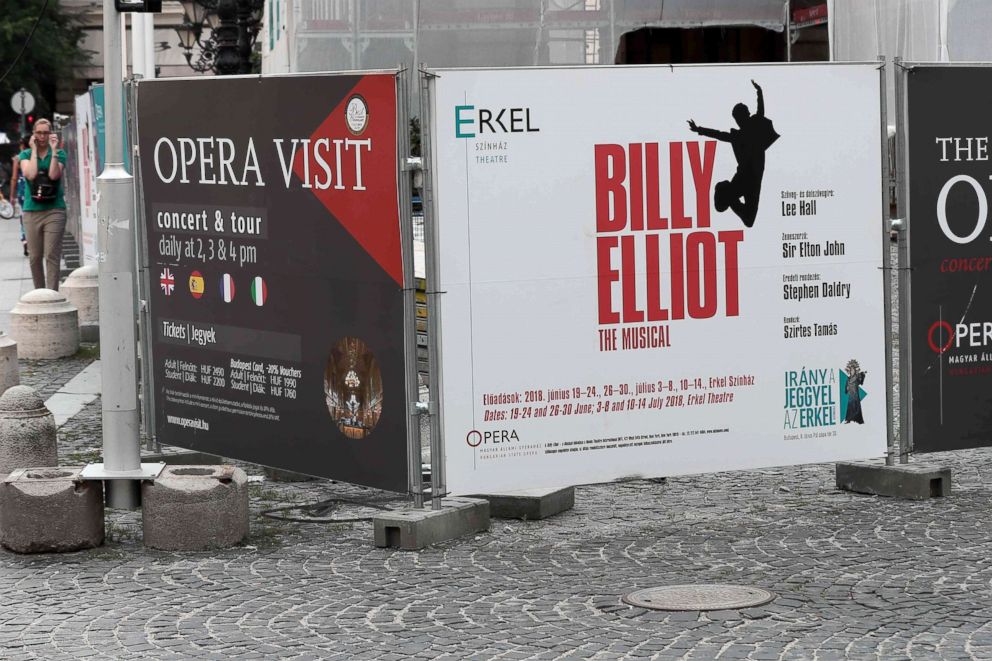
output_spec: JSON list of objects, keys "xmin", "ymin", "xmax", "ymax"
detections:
[{"xmin": 29, "ymin": 170, "xmax": 57, "ymax": 203}]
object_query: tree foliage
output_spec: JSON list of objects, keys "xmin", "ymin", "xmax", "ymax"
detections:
[{"xmin": 0, "ymin": 0, "xmax": 88, "ymax": 138}]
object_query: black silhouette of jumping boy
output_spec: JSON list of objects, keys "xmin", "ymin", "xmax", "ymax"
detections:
[{"xmin": 687, "ymin": 80, "xmax": 779, "ymax": 228}]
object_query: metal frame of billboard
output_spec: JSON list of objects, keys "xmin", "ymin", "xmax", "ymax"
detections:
[
  {"xmin": 878, "ymin": 57, "xmax": 897, "ymax": 467},
  {"xmin": 420, "ymin": 61, "xmax": 893, "ymax": 494},
  {"xmin": 397, "ymin": 67, "xmax": 425, "ymax": 507},
  {"xmin": 127, "ymin": 78, "xmax": 158, "ymax": 450},
  {"xmin": 896, "ymin": 59, "xmax": 992, "ymax": 460},
  {"xmin": 894, "ymin": 57, "xmax": 913, "ymax": 461},
  {"xmin": 131, "ymin": 69, "xmax": 423, "ymax": 497},
  {"xmin": 421, "ymin": 68, "xmax": 447, "ymax": 510}
]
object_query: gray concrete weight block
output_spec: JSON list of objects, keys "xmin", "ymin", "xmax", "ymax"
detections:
[
  {"xmin": 373, "ymin": 497, "xmax": 490, "ymax": 551},
  {"xmin": 79, "ymin": 324, "xmax": 100, "ymax": 343},
  {"xmin": 836, "ymin": 460, "xmax": 952, "ymax": 500},
  {"xmin": 469, "ymin": 486, "xmax": 575, "ymax": 520},
  {"xmin": 142, "ymin": 465, "xmax": 249, "ymax": 551},
  {"xmin": 0, "ymin": 332, "xmax": 18, "ymax": 394},
  {"xmin": 0, "ymin": 386, "xmax": 58, "ymax": 478},
  {"xmin": 9, "ymin": 289, "xmax": 79, "ymax": 359},
  {"xmin": 0, "ymin": 467, "xmax": 104, "ymax": 553},
  {"xmin": 60, "ymin": 265, "xmax": 99, "ymax": 325}
]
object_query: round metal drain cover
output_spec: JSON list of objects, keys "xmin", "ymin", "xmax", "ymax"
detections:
[{"xmin": 621, "ymin": 584, "xmax": 775, "ymax": 611}]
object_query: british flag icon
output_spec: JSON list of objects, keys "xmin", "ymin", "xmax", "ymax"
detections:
[{"xmin": 160, "ymin": 268, "xmax": 176, "ymax": 296}]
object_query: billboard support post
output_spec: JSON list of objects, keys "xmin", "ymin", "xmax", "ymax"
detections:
[
  {"xmin": 93, "ymin": 0, "xmax": 143, "ymax": 507},
  {"xmin": 420, "ymin": 69, "xmax": 446, "ymax": 511},
  {"xmin": 879, "ymin": 57, "xmax": 897, "ymax": 467},
  {"xmin": 894, "ymin": 57, "xmax": 912, "ymax": 464},
  {"xmin": 127, "ymin": 78, "xmax": 158, "ymax": 452},
  {"xmin": 398, "ymin": 67, "xmax": 424, "ymax": 509}
]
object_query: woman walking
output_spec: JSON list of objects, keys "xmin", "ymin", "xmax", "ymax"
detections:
[{"xmin": 18, "ymin": 120, "xmax": 67, "ymax": 290}]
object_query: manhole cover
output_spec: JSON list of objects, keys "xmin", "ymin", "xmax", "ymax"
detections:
[{"xmin": 621, "ymin": 584, "xmax": 775, "ymax": 611}]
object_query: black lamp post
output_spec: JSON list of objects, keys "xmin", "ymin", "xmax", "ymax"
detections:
[{"xmin": 175, "ymin": 0, "xmax": 264, "ymax": 75}]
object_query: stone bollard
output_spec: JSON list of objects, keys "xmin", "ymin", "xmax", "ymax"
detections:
[
  {"xmin": 60, "ymin": 265, "xmax": 99, "ymax": 342},
  {"xmin": 9, "ymin": 289, "xmax": 79, "ymax": 359},
  {"xmin": 142, "ymin": 465, "xmax": 249, "ymax": 551},
  {"xmin": 0, "ymin": 467, "xmax": 104, "ymax": 553},
  {"xmin": 0, "ymin": 332, "xmax": 18, "ymax": 394},
  {"xmin": 0, "ymin": 386, "xmax": 58, "ymax": 478}
]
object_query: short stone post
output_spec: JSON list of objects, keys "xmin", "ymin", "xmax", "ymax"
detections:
[
  {"xmin": 0, "ymin": 467, "xmax": 104, "ymax": 553},
  {"xmin": 60, "ymin": 265, "xmax": 99, "ymax": 342},
  {"xmin": 0, "ymin": 385, "xmax": 58, "ymax": 478},
  {"xmin": 142, "ymin": 465, "xmax": 249, "ymax": 551},
  {"xmin": 9, "ymin": 289, "xmax": 79, "ymax": 359},
  {"xmin": 0, "ymin": 332, "xmax": 18, "ymax": 394}
]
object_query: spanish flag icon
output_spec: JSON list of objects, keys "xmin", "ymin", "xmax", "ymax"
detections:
[{"xmin": 189, "ymin": 271, "xmax": 205, "ymax": 299}]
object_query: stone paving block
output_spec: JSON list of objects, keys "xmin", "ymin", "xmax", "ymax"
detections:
[
  {"xmin": 0, "ymin": 385, "xmax": 57, "ymax": 478},
  {"xmin": 467, "ymin": 486, "xmax": 574, "ymax": 520},
  {"xmin": 9, "ymin": 289, "xmax": 79, "ymax": 359},
  {"xmin": 141, "ymin": 465, "xmax": 249, "ymax": 551},
  {"xmin": 0, "ymin": 467, "xmax": 104, "ymax": 553},
  {"xmin": 373, "ymin": 497, "xmax": 489, "ymax": 550},
  {"xmin": 0, "ymin": 332, "xmax": 17, "ymax": 395},
  {"xmin": 836, "ymin": 460, "xmax": 951, "ymax": 499},
  {"xmin": 60, "ymin": 266, "xmax": 98, "ymax": 324}
]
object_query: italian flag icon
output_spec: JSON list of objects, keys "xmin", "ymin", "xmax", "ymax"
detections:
[{"xmin": 250, "ymin": 276, "xmax": 267, "ymax": 306}]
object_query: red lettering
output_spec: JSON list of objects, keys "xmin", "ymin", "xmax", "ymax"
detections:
[
  {"xmin": 669, "ymin": 233, "xmax": 685, "ymax": 320},
  {"xmin": 621, "ymin": 235, "xmax": 643, "ymax": 322},
  {"xmin": 596, "ymin": 236, "xmax": 620, "ymax": 323},
  {"xmin": 646, "ymin": 233, "xmax": 668, "ymax": 321},
  {"xmin": 687, "ymin": 141, "xmax": 716, "ymax": 228},
  {"xmin": 686, "ymin": 232, "xmax": 717, "ymax": 318},
  {"xmin": 629, "ymin": 143, "xmax": 643, "ymax": 231},
  {"xmin": 669, "ymin": 142, "xmax": 691, "ymax": 229},
  {"xmin": 595, "ymin": 144, "xmax": 626, "ymax": 232},
  {"xmin": 645, "ymin": 143, "xmax": 668, "ymax": 230},
  {"xmin": 719, "ymin": 230, "xmax": 744, "ymax": 316}
]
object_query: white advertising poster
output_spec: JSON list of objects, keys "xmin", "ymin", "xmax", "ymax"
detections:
[
  {"xmin": 430, "ymin": 64, "xmax": 888, "ymax": 495},
  {"xmin": 73, "ymin": 92, "xmax": 99, "ymax": 265}
]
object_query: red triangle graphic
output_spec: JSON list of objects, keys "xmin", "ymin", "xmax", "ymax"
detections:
[{"xmin": 292, "ymin": 75, "xmax": 402, "ymax": 285}]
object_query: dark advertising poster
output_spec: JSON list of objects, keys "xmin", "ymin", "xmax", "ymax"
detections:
[
  {"xmin": 908, "ymin": 66, "xmax": 992, "ymax": 452},
  {"xmin": 137, "ymin": 73, "xmax": 407, "ymax": 491}
]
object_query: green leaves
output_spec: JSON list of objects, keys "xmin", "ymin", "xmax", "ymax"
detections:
[{"xmin": 0, "ymin": 0, "xmax": 89, "ymax": 138}]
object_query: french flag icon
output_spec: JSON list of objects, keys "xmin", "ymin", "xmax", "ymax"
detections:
[{"xmin": 221, "ymin": 273, "xmax": 236, "ymax": 303}]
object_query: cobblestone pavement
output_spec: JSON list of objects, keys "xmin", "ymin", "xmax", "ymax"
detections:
[
  {"xmin": 1, "ymin": 356, "xmax": 991, "ymax": 659},
  {"xmin": 4, "ymin": 247, "xmax": 992, "ymax": 660}
]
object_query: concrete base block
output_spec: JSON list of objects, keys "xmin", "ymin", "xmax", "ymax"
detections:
[
  {"xmin": 373, "ymin": 497, "xmax": 490, "ymax": 550},
  {"xmin": 0, "ymin": 333, "xmax": 18, "ymax": 394},
  {"xmin": 79, "ymin": 323, "xmax": 99, "ymax": 343},
  {"xmin": 61, "ymin": 265, "xmax": 99, "ymax": 326},
  {"xmin": 0, "ymin": 386, "xmax": 58, "ymax": 477},
  {"xmin": 836, "ymin": 460, "xmax": 951, "ymax": 500},
  {"xmin": 9, "ymin": 289, "xmax": 79, "ymax": 359},
  {"xmin": 469, "ymin": 486, "xmax": 575, "ymax": 520},
  {"xmin": 0, "ymin": 467, "xmax": 104, "ymax": 553},
  {"xmin": 142, "ymin": 465, "xmax": 249, "ymax": 551}
]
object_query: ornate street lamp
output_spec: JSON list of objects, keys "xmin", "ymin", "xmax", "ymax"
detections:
[{"xmin": 174, "ymin": 0, "xmax": 263, "ymax": 75}]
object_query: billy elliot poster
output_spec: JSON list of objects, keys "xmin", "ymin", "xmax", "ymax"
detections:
[
  {"xmin": 136, "ymin": 73, "xmax": 408, "ymax": 491},
  {"xmin": 907, "ymin": 66, "xmax": 992, "ymax": 453},
  {"xmin": 429, "ymin": 64, "xmax": 888, "ymax": 494}
]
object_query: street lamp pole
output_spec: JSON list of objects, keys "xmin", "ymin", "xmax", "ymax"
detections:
[
  {"xmin": 213, "ymin": 0, "xmax": 241, "ymax": 75},
  {"xmin": 99, "ymin": 0, "xmax": 142, "ymax": 508}
]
